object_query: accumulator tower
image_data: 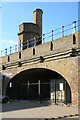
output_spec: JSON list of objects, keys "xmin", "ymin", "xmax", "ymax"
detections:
[{"xmin": 18, "ymin": 9, "xmax": 43, "ymax": 51}]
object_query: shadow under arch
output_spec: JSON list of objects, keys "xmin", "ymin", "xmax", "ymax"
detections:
[
  {"xmin": 0, "ymin": 72, "xmax": 10, "ymax": 96},
  {"xmin": 6, "ymin": 68, "xmax": 71, "ymax": 104}
]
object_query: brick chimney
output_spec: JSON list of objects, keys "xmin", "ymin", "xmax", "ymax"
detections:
[{"xmin": 33, "ymin": 9, "xmax": 43, "ymax": 36}]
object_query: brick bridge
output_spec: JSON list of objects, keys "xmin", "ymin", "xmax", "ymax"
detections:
[
  {"xmin": 0, "ymin": 31, "xmax": 80, "ymax": 106},
  {"xmin": 0, "ymin": 9, "xmax": 80, "ymax": 106}
]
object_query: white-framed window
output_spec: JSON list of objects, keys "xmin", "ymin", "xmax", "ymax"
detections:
[
  {"xmin": 9, "ymin": 82, "xmax": 12, "ymax": 88},
  {"xmin": 59, "ymin": 83, "xmax": 63, "ymax": 91}
]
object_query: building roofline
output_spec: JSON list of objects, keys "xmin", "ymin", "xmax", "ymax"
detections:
[{"xmin": 19, "ymin": 22, "xmax": 39, "ymax": 27}]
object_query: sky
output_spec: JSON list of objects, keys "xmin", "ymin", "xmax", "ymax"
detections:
[{"xmin": 0, "ymin": 2, "xmax": 78, "ymax": 52}]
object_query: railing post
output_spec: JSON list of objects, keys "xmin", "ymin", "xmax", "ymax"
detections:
[
  {"xmin": 10, "ymin": 47, "xmax": 12, "ymax": 54},
  {"xmin": 61, "ymin": 26, "xmax": 64, "ymax": 37},
  {"xmin": 15, "ymin": 45, "xmax": 17, "ymax": 52},
  {"xmin": 73, "ymin": 21, "xmax": 76, "ymax": 33},
  {"xmin": 1, "ymin": 50, "xmax": 2, "ymax": 57},
  {"xmin": 42, "ymin": 34, "xmax": 45, "ymax": 44},
  {"xmin": 27, "ymin": 40, "xmax": 29, "ymax": 48},
  {"xmin": 52, "ymin": 30, "xmax": 53, "ymax": 41},
  {"xmin": 34, "ymin": 37, "xmax": 36, "ymax": 46},
  {"xmin": 5, "ymin": 48, "xmax": 7, "ymax": 55}
]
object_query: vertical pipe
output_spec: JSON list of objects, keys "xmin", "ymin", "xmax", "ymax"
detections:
[
  {"xmin": 73, "ymin": 21, "xmax": 76, "ymax": 33},
  {"xmin": 38, "ymin": 80, "xmax": 41, "ymax": 102},
  {"xmin": 61, "ymin": 26, "xmax": 64, "ymax": 37},
  {"xmin": 54, "ymin": 79, "xmax": 56, "ymax": 104}
]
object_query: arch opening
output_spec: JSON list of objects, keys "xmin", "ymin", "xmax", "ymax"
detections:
[{"xmin": 6, "ymin": 68, "xmax": 71, "ymax": 104}]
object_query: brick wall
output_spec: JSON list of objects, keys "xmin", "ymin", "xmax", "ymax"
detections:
[{"xmin": 0, "ymin": 31, "xmax": 80, "ymax": 106}]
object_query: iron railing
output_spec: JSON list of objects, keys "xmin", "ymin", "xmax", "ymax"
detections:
[{"xmin": 0, "ymin": 20, "xmax": 80, "ymax": 57}]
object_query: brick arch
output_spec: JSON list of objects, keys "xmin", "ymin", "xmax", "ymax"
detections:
[
  {"xmin": 9, "ymin": 68, "xmax": 67, "ymax": 81},
  {"xmin": 6, "ymin": 67, "xmax": 72, "ymax": 103},
  {"xmin": 5, "ymin": 65, "xmax": 72, "ymax": 95},
  {"xmin": 9, "ymin": 65, "xmax": 70, "ymax": 83},
  {"xmin": 6, "ymin": 67, "xmax": 69, "ymax": 85}
]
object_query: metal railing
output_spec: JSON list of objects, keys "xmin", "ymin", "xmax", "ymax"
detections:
[{"xmin": 0, "ymin": 20, "xmax": 80, "ymax": 57}]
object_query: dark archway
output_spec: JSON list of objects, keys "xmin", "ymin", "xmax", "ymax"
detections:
[
  {"xmin": 6, "ymin": 68, "xmax": 71, "ymax": 104},
  {"xmin": 0, "ymin": 73, "xmax": 10, "ymax": 96}
]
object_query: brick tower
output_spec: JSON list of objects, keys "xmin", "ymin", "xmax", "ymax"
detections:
[
  {"xmin": 18, "ymin": 9, "xmax": 43, "ymax": 51},
  {"xmin": 33, "ymin": 9, "xmax": 43, "ymax": 36}
]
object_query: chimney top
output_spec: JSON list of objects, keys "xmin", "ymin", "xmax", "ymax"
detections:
[{"xmin": 33, "ymin": 9, "xmax": 43, "ymax": 14}]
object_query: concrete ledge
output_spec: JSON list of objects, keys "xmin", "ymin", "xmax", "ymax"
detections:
[{"xmin": 40, "ymin": 114, "xmax": 80, "ymax": 120}]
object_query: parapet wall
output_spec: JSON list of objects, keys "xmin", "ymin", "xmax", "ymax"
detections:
[{"xmin": 0, "ymin": 31, "xmax": 79, "ymax": 66}]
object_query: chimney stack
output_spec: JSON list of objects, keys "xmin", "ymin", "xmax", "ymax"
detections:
[{"xmin": 33, "ymin": 9, "xmax": 43, "ymax": 36}]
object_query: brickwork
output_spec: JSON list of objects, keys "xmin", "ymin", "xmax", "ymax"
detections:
[
  {"xmin": 0, "ymin": 31, "xmax": 80, "ymax": 106},
  {"xmin": 33, "ymin": 9, "xmax": 43, "ymax": 36},
  {"xmin": 0, "ymin": 32, "xmax": 79, "ymax": 63},
  {"xmin": 18, "ymin": 9, "xmax": 43, "ymax": 51},
  {"xmin": 18, "ymin": 23, "xmax": 40, "ymax": 51}
]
